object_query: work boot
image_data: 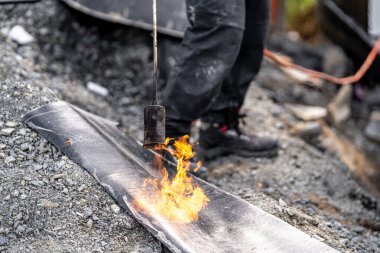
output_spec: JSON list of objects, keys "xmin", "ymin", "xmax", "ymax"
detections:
[{"xmin": 199, "ymin": 121, "xmax": 278, "ymax": 160}]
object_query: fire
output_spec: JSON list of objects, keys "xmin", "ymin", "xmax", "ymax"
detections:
[{"xmin": 134, "ymin": 135, "xmax": 209, "ymax": 223}]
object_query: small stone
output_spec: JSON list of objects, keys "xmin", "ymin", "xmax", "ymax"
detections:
[
  {"xmin": 119, "ymin": 97, "xmax": 133, "ymax": 106},
  {"xmin": 19, "ymin": 194, "xmax": 27, "ymax": 200},
  {"xmin": 86, "ymin": 81, "xmax": 109, "ymax": 97},
  {"xmin": 286, "ymin": 104, "xmax": 327, "ymax": 121},
  {"xmin": 309, "ymin": 219, "xmax": 319, "ymax": 226},
  {"xmin": 290, "ymin": 122, "xmax": 322, "ymax": 138},
  {"xmin": 353, "ymin": 227, "xmax": 364, "ymax": 233},
  {"xmin": 20, "ymin": 143, "xmax": 29, "ymax": 151},
  {"xmin": 11, "ymin": 189, "xmax": 19, "ymax": 197},
  {"xmin": 65, "ymin": 178, "xmax": 74, "ymax": 186},
  {"xmin": 124, "ymin": 236, "xmax": 129, "ymax": 244},
  {"xmin": 5, "ymin": 121, "xmax": 18, "ymax": 128},
  {"xmin": 83, "ymin": 209, "xmax": 93, "ymax": 219},
  {"xmin": 332, "ymin": 221, "xmax": 342, "ymax": 230},
  {"xmin": 100, "ymin": 241, "xmax": 107, "ymax": 247},
  {"xmin": 312, "ymin": 234, "xmax": 325, "ymax": 242},
  {"xmin": 77, "ymin": 184, "xmax": 86, "ymax": 192},
  {"xmin": 327, "ymin": 85, "xmax": 352, "ymax": 126},
  {"xmin": 263, "ymin": 187, "xmax": 275, "ymax": 194},
  {"xmin": 30, "ymin": 180, "xmax": 43, "ymax": 187},
  {"xmin": 1, "ymin": 128, "xmax": 15, "ymax": 136},
  {"xmin": 0, "ymin": 236, "xmax": 8, "ymax": 246},
  {"xmin": 0, "ymin": 144, "xmax": 6, "ymax": 150},
  {"xmin": 25, "ymin": 227, "xmax": 33, "ymax": 234},
  {"xmin": 7, "ymin": 25, "xmax": 34, "ymax": 45},
  {"xmin": 38, "ymin": 199, "xmax": 59, "ymax": 208},
  {"xmin": 279, "ymin": 198, "xmax": 287, "ymax": 207},
  {"xmin": 4, "ymin": 195, "xmax": 10, "ymax": 200},
  {"xmin": 18, "ymin": 128, "xmax": 27, "ymax": 135},
  {"xmin": 16, "ymin": 212, "xmax": 23, "ymax": 220},
  {"xmin": 44, "ymin": 229, "xmax": 56, "ymax": 237},
  {"xmin": 286, "ymin": 209, "xmax": 295, "ymax": 217},
  {"xmin": 16, "ymin": 225, "xmax": 25, "ymax": 233},
  {"xmin": 86, "ymin": 219, "xmax": 93, "ymax": 228},
  {"xmin": 33, "ymin": 165, "xmax": 43, "ymax": 171},
  {"xmin": 51, "ymin": 174, "xmax": 64, "ymax": 180},
  {"xmin": 5, "ymin": 156, "xmax": 16, "ymax": 163},
  {"xmin": 55, "ymin": 160, "xmax": 65, "ymax": 169},
  {"xmin": 111, "ymin": 204, "xmax": 120, "ymax": 214},
  {"xmin": 365, "ymin": 111, "xmax": 380, "ymax": 143}
]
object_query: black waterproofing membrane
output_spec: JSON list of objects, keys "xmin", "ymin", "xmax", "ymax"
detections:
[
  {"xmin": 61, "ymin": 0, "xmax": 187, "ymax": 38},
  {"xmin": 22, "ymin": 102, "xmax": 339, "ymax": 253}
]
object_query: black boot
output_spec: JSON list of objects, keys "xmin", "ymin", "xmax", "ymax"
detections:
[{"xmin": 199, "ymin": 111, "xmax": 278, "ymax": 160}]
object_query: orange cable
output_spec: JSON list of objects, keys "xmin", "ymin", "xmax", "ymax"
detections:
[{"xmin": 264, "ymin": 37, "xmax": 380, "ymax": 85}]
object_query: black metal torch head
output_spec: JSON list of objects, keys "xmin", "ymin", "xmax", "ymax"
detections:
[{"xmin": 143, "ymin": 105, "xmax": 166, "ymax": 150}]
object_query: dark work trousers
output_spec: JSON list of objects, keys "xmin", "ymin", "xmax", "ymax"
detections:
[{"xmin": 162, "ymin": 0, "xmax": 269, "ymax": 137}]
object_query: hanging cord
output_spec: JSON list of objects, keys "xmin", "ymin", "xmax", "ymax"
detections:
[
  {"xmin": 264, "ymin": 37, "xmax": 380, "ymax": 85},
  {"xmin": 152, "ymin": 0, "xmax": 158, "ymax": 105}
]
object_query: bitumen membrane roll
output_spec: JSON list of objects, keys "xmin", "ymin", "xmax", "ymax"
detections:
[{"xmin": 22, "ymin": 101, "xmax": 339, "ymax": 253}]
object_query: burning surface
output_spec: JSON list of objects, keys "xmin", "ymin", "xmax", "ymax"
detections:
[{"xmin": 134, "ymin": 136, "xmax": 209, "ymax": 223}]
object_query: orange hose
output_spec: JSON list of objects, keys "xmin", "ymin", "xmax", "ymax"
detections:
[{"xmin": 264, "ymin": 37, "xmax": 380, "ymax": 85}]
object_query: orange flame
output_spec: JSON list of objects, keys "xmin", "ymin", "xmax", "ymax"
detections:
[{"xmin": 134, "ymin": 135, "xmax": 209, "ymax": 223}]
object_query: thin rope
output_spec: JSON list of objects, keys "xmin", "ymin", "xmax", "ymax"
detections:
[{"xmin": 152, "ymin": 0, "xmax": 158, "ymax": 105}]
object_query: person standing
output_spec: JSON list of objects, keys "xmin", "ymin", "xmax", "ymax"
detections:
[{"xmin": 163, "ymin": 0, "xmax": 278, "ymax": 161}]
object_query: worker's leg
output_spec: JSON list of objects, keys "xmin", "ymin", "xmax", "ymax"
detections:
[
  {"xmin": 162, "ymin": 0, "xmax": 245, "ymax": 138},
  {"xmin": 199, "ymin": 0, "xmax": 278, "ymax": 159},
  {"xmin": 201, "ymin": 0, "xmax": 270, "ymax": 124}
]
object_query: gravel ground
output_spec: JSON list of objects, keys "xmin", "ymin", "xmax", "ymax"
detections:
[
  {"xmin": 0, "ymin": 82, "xmax": 161, "ymax": 253},
  {"xmin": 0, "ymin": 1, "xmax": 379, "ymax": 253}
]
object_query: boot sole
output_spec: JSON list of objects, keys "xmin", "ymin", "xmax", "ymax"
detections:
[{"xmin": 200, "ymin": 146, "xmax": 278, "ymax": 160}]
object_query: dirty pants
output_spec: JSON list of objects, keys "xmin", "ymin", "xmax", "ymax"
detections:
[{"xmin": 163, "ymin": 0, "xmax": 269, "ymax": 137}]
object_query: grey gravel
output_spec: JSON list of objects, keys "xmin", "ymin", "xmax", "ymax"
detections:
[{"xmin": 0, "ymin": 1, "xmax": 379, "ymax": 253}]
